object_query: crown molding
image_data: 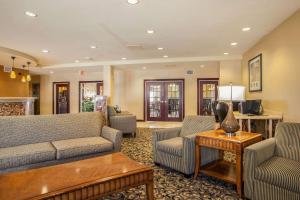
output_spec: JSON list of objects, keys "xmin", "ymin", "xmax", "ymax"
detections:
[{"xmin": 41, "ymin": 55, "xmax": 242, "ymax": 69}]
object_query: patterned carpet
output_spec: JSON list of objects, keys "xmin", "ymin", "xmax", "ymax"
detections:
[{"xmin": 101, "ymin": 128, "xmax": 242, "ymax": 200}]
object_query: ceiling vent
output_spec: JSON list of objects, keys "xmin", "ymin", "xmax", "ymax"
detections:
[
  {"xmin": 186, "ymin": 70, "xmax": 194, "ymax": 75},
  {"xmin": 3, "ymin": 66, "xmax": 12, "ymax": 73}
]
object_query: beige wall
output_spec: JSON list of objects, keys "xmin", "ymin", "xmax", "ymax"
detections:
[
  {"xmin": 0, "ymin": 66, "xmax": 29, "ymax": 97},
  {"xmin": 242, "ymin": 10, "xmax": 300, "ymax": 122},
  {"xmin": 39, "ymin": 61, "xmax": 242, "ymax": 118},
  {"xmin": 219, "ymin": 60, "xmax": 242, "ymax": 85},
  {"xmin": 112, "ymin": 62, "xmax": 221, "ymax": 120},
  {"xmin": 40, "ymin": 69, "xmax": 104, "ymax": 114}
]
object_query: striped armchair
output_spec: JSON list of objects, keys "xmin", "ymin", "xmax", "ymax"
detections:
[
  {"xmin": 152, "ymin": 116, "xmax": 219, "ymax": 175},
  {"xmin": 244, "ymin": 122, "xmax": 300, "ymax": 200},
  {"xmin": 107, "ymin": 106, "xmax": 137, "ymax": 137}
]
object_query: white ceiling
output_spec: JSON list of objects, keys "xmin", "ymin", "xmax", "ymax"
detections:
[{"xmin": 0, "ymin": 0, "xmax": 299, "ymax": 67}]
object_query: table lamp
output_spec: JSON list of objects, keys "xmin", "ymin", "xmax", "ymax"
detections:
[{"xmin": 218, "ymin": 83, "xmax": 245, "ymax": 136}]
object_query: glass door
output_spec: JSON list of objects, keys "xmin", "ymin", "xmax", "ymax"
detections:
[
  {"xmin": 165, "ymin": 81, "xmax": 183, "ymax": 121},
  {"xmin": 79, "ymin": 81, "xmax": 103, "ymax": 112},
  {"xmin": 145, "ymin": 80, "xmax": 184, "ymax": 121},
  {"xmin": 146, "ymin": 82, "xmax": 163, "ymax": 121},
  {"xmin": 53, "ymin": 82, "xmax": 70, "ymax": 114},
  {"xmin": 198, "ymin": 79, "xmax": 219, "ymax": 115}
]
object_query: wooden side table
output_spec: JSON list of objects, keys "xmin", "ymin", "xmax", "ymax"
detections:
[{"xmin": 194, "ymin": 130, "xmax": 262, "ymax": 197}]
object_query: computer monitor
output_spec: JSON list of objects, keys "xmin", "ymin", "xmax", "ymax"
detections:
[{"xmin": 239, "ymin": 100, "xmax": 262, "ymax": 115}]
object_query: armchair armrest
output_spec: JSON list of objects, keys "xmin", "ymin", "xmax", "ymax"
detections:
[
  {"xmin": 244, "ymin": 138, "xmax": 276, "ymax": 199},
  {"xmin": 182, "ymin": 134, "xmax": 219, "ymax": 175},
  {"xmin": 152, "ymin": 127, "xmax": 181, "ymax": 142},
  {"xmin": 101, "ymin": 126, "xmax": 122, "ymax": 152},
  {"xmin": 110, "ymin": 115, "xmax": 136, "ymax": 133}
]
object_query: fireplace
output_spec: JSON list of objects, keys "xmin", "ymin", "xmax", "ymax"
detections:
[{"xmin": 0, "ymin": 97, "xmax": 36, "ymax": 116}]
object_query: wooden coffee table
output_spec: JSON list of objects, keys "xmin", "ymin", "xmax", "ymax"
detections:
[
  {"xmin": 0, "ymin": 153, "xmax": 154, "ymax": 200},
  {"xmin": 194, "ymin": 130, "xmax": 262, "ymax": 197}
]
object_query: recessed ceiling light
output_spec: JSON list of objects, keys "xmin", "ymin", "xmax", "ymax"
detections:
[
  {"xmin": 121, "ymin": 57, "xmax": 127, "ymax": 60},
  {"xmin": 75, "ymin": 60, "xmax": 80, "ymax": 63},
  {"xmin": 127, "ymin": 0, "xmax": 139, "ymax": 5},
  {"xmin": 157, "ymin": 47, "xmax": 164, "ymax": 50},
  {"xmin": 49, "ymin": 71, "xmax": 54, "ymax": 74},
  {"xmin": 224, "ymin": 52, "xmax": 229, "ymax": 55},
  {"xmin": 143, "ymin": 66, "xmax": 147, "ymax": 70},
  {"xmin": 41, "ymin": 49, "xmax": 49, "ymax": 53},
  {"xmin": 90, "ymin": 45, "xmax": 97, "ymax": 49},
  {"xmin": 242, "ymin": 27, "xmax": 251, "ymax": 32},
  {"xmin": 147, "ymin": 30, "xmax": 154, "ymax": 34},
  {"xmin": 231, "ymin": 42, "xmax": 238, "ymax": 46},
  {"xmin": 163, "ymin": 55, "xmax": 168, "ymax": 58},
  {"xmin": 25, "ymin": 11, "xmax": 37, "ymax": 17}
]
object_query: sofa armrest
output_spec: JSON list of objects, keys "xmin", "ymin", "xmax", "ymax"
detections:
[
  {"xmin": 244, "ymin": 138, "xmax": 276, "ymax": 199},
  {"xmin": 110, "ymin": 115, "xmax": 136, "ymax": 133},
  {"xmin": 101, "ymin": 126, "xmax": 122, "ymax": 152}
]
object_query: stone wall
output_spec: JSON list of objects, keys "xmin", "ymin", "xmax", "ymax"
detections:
[{"xmin": 0, "ymin": 103, "xmax": 26, "ymax": 116}]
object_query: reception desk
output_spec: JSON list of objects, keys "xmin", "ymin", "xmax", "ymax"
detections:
[{"xmin": 0, "ymin": 97, "xmax": 37, "ymax": 116}]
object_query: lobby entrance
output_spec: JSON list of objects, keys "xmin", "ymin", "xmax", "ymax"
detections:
[{"xmin": 144, "ymin": 79, "xmax": 184, "ymax": 121}]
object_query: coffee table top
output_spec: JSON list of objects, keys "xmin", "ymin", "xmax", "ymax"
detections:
[
  {"xmin": 196, "ymin": 129, "xmax": 262, "ymax": 143},
  {"xmin": 0, "ymin": 153, "xmax": 151, "ymax": 200}
]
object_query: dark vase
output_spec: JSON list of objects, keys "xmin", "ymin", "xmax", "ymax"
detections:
[
  {"xmin": 221, "ymin": 102, "xmax": 240, "ymax": 136},
  {"xmin": 215, "ymin": 102, "xmax": 229, "ymax": 123}
]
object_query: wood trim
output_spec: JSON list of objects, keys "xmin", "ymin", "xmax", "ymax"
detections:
[
  {"xmin": 197, "ymin": 78, "xmax": 219, "ymax": 115},
  {"xmin": 144, "ymin": 79, "xmax": 185, "ymax": 122},
  {"xmin": 31, "ymin": 169, "xmax": 154, "ymax": 200},
  {"xmin": 78, "ymin": 80, "xmax": 103, "ymax": 112},
  {"xmin": 52, "ymin": 82, "xmax": 70, "ymax": 114}
]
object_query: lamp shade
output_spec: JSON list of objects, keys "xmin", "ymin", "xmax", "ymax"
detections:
[{"xmin": 218, "ymin": 85, "xmax": 245, "ymax": 101}]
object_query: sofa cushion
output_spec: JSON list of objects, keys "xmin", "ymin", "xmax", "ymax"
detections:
[
  {"xmin": 52, "ymin": 137, "xmax": 113, "ymax": 160},
  {"xmin": 0, "ymin": 142, "xmax": 56, "ymax": 169},
  {"xmin": 255, "ymin": 156, "xmax": 300, "ymax": 193},
  {"xmin": 180, "ymin": 116, "xmax": 215, "ymax": 137},
  {"xmin": 157, "ymin": 137, "xmax": 183, "ymax": 156}
]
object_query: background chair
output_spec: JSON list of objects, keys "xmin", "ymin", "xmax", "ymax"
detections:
[
  {"xmin": 152, "ymin": 116, "xmax": 219, "ymax": 175},
  {"xmin": 244, "ymin": 122, "xmax": 300, "ymax": 200},
  {"xmin": 107, "ymin": 106, "xmax": 137, "ymax": 137}
]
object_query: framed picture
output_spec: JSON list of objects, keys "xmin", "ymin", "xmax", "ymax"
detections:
[{"xmin": 248, "ymin": 54, "xmax": 262, "ymax": 92}]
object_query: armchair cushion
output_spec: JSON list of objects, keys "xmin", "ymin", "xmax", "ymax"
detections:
[
  {"xmin": 156, "ymin": 137, "xmax": 183, "ymax": 157},
  {"xmin": 180, "ymin": 116, "xmax": 215, "ymax": 137},
  {"xmin": 255, "ymin": 156, "xmax": 300, "ymax": 193},
  {"xmin": 275, "ymin": 122, "xmax": 300, "ymax": 162}
]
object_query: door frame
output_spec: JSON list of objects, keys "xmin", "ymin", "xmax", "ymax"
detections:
[
  {"xmin": 52, "ymin": 82, "xmax": 70, "ymax": 114},
  {"xmin": 144, "ymin": 79, "xmax": 185, "ymax": 121},
  {"xmin": 78, "ymin": 80, "xmax": 103, "ymax": 112},
  {"xmin": 197, "ymin": 78, "xmax": 219, "ymax": 115}
]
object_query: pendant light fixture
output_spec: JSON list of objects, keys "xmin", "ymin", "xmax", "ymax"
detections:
[
  {"xmin": 26, "ymin": 62, "xmax": 31, "ymax": 82},
  {"xmin": 10, "ymin": 56, "xmax": 16, "ymax": 79},
  {"xmin": 21, "ymin": 65, "xmax": 26, "ymax": 83}
]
